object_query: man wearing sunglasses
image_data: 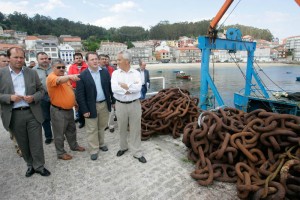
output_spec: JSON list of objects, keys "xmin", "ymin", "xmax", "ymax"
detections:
[{"xmin": 46, "ymin": 59, "xmax": 85, "ymax": 161}]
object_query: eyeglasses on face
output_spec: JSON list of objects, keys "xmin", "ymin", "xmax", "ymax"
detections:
[{"xmin": 56, "ymin": 66, "xmax": 66, "ymax": 70}]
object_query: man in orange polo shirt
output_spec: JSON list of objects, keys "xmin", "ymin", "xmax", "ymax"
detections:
[{"xmin": 46, "ymin": 58, "xmax": 85, "ymax": 160}]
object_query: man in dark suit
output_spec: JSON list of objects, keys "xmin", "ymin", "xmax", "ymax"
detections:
[
  {"xmin": 76, "ymin": 52, "xmax": 115, "ymax": 160},
  {"xmin": 0, "ymin": 47, "xmax": 50, "ymax": 177},
  {"xmin": 137, "ymin": 60, "xmax": 150, "ymax": 99}
]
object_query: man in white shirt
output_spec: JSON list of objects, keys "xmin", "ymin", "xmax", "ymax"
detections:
[{"xmin": 111, "ymin": 51, "xmax": 146, "ymax": 163}]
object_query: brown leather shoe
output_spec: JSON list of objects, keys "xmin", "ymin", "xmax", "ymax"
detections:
[
  {"xmin": 58, "ymin": 153, "xmax": 72, "ymax": 160},
  {"xmin": 73, "ymin": 146, "xmax": 85, "ymax": 152}
]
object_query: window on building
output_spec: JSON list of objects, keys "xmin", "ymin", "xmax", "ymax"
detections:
[{"xmin": 51, "ymin": 48, "xmax": 56, "ymax": 51}]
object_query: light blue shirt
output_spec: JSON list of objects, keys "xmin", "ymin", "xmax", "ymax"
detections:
[
  {"xmin": 32, "ymin": 65, "xmax": 52, "ymax": 91},
  {"xmin": 9, "ymin": 67, "xmax": 29, "ymax": 108},
  {"xmin": 89, "ymin": 67, "xmax": 105, "ymax": 101}
]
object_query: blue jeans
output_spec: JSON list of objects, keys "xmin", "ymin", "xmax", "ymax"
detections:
[
  {"xmin": 41, "ymin": 93, "xmax": 53, "ymax": 139},
  {"xmin": 140, "ymin": 85, "xmax": 147, "ymax": 100}
]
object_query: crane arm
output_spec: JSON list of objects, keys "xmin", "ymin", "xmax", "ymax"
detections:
[
  {"xmin": 295, "ymin": 0, "xmax": 300, "ymax": 6},
  {"xmin": 208, "ymin": 0, "xmax": 234, "ymax": 43}
]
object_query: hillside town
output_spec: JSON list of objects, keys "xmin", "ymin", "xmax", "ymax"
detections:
[{"xmin": 0, "ymin": 26, "xmax": 299, "ymax": 66}]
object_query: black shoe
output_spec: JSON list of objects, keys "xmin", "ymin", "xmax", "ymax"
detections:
[
  {"xmin": 45, "ymin": 138, "xmax": 53, "ymax": 145},
  {"xmin": 91, "ymin": 153, "xmax": 98, "ymax": 160},
  {"xmin": 36, "ymin": 168, "xmax": 51, "ymax": 176},
  {"xmin": 99, "ymin": 146, "xmax": 108, "ymax": 152},
  {"xmin": 116, "ymin": 149, "xmax": 128, "ymax": 157},
  {"xmin": 109, "ymin": 128, "xmax": 114, "ymax": 133},
  {"xmin": 114, "ymin": 116, "xmax": 117, "ymax": 121},
  {"xmin": 134, "ymin": 156, "xmax": 147, "ymax": 163},
  {"xmin": 78, "ymin": 123, "xmax": 85, "ymax": 129},
  {"xmin": 104, "ymin": 126, "xmax": 109, "ymax": 131},
  {"xmin": 25, "ymin": 167, "xmax": 35, "ymax": 177}
]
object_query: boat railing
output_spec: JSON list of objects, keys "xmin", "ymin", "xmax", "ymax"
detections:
[
  {"xmin": 238, "ymin": 87, "xmax": 299, "ymax": 103},
  {"xmin": 146, "ymin": 76, "xmax": 165, "ymax": 96}
]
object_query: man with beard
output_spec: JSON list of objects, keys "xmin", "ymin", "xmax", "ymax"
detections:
[{"xmin": 33, "ymin": 52, "xmax": 53, "ymax": 144}]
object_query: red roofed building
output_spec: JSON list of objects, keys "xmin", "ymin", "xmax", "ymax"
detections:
[
  {"xmin": 175, "ymin": 46, "xmax": 201, "ymax": 63},
  {"xmin": 0, "ymin": 44, "xmax": 23, "ymax": 54},
  {"xmin": 59, "ymin": 35, "xmax": 82, "ymax": 51},
  {"xmin": 155, "ymin": 49, "xmax": 171, "ymax": 63}
]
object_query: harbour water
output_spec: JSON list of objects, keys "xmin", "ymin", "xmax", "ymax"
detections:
[{"xmin": 146, "ymin": 63, "xmax": 300, "ymax": 107}]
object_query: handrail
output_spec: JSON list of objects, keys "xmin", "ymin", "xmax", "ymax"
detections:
[{"xmin": 146, "ymin": 76, "xmax": 165, "ymax": 96}]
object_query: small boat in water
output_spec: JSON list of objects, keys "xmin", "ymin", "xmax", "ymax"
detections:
[
  {"xmin": 296, "ymin": 77, "xmax": 300, "ymax": 81},
  {"xmin": 157, "ymin": 70, "xmax": 163, "ymax": 73},
  {"xmin": 176, "ymin": 71, "xmax": 192, "ymax": 80}
]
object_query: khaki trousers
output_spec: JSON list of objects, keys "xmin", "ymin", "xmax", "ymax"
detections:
[
  {"xmin": 115, "ymin": 100, "xmax": 143, "ymax": 158},
  {"xmin": 50, "ymin": 106, "xmax": 78, "ymax": 156},
  {"xmin": 85, "ymin": 102, "xmax": 109, "ymax": 154}
]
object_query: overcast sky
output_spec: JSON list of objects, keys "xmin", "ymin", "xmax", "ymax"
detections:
[{"xmin": 0, "ymin": 0, "xmax": 299, "ymax": 40}]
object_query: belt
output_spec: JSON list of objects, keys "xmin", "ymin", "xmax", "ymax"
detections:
[
  {"xmin": 97, "ymin": 99, "xmax": 106, "ymax": 103},
  {"xmin": 116, "ymin": 99, "xmax": 137, "ymax": 104},
  {"xmin": 12, "ymin": 106, "xmax": 30, "ymax": 111},
  {"xmin": 51, "ymin": 104, "xmax": 73, "ymax": 111}
]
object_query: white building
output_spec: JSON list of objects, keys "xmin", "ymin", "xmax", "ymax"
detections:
[
  {"xmin": 58, "ymin": 44, "xmax": 75, "ymax": 64},
  {"xmin": 96, "ymin": 41, "xmax": 127, "ymax": 61},
  {"xmin": 285, "ymin": 36, "xmax": 300, "ymax": 61},
  {"xmin": 36, "ymin": 40, "xmax": 59, "ymax": 59}
]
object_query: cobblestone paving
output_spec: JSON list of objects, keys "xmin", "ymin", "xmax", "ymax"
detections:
[{"xmin": 0, "ymin": 121, "xmax": 238, "ymax": 200}]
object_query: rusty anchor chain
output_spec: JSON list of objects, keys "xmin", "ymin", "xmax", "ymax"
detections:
[{"xmin": 182, "ymin": 108, "xmax": 300, "ymax": 199}]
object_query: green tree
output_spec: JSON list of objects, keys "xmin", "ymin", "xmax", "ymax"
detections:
[{"xmin": 82, "ymin": 36, "xmax": 100, "ymax": 51}]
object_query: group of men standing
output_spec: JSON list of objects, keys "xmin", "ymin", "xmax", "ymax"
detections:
[{"xmin": 0, "ymin": 47, "xmax": 150, "ymax": 178}]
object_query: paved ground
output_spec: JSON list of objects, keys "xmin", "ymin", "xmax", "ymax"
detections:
[{"xmin": 0, "ymin": 120, "xmax": 238, "ymax": 200}]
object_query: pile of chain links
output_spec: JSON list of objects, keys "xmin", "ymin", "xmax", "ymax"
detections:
[
  {"xmin": 183, "ymin": 108, "xmax": 300, "ymax": 199},
  {"xmin": 141, "ymin": 88, "xmax": 200, "ymax": 140}
]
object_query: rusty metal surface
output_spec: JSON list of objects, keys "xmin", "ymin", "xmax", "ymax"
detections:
[
  {"xmin": 141, "ymin": 88, "xmax": 200, "ymax": 140},
  {"xmin": 182, "ymin": 108, "xmax": 300, "ymax": 199}
]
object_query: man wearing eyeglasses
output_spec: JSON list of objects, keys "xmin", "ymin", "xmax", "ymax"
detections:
[
  {"xmin": 46, "ymin": 59, "xmax": 85, "ymax": 161},
  {"xmin": 99, "ymin": 54, "xmax": 116, "ymax": 133},
  {"xmin": 33, "ymin": 52, "xmax": 53, "ymax": 145}
]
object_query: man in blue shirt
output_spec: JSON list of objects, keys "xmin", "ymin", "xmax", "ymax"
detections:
[{"xmin": 76, "ymin": 52, "xmax": 115, "ymax": 160}]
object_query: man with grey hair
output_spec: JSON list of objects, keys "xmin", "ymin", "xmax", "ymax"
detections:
[
  {"xmin": 46, "ymin": 58, "xmax": 85, "ymax": 161},
  {"xmin": 111, "ymin": 51, "xmax": 147, "ymax": 163}
]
